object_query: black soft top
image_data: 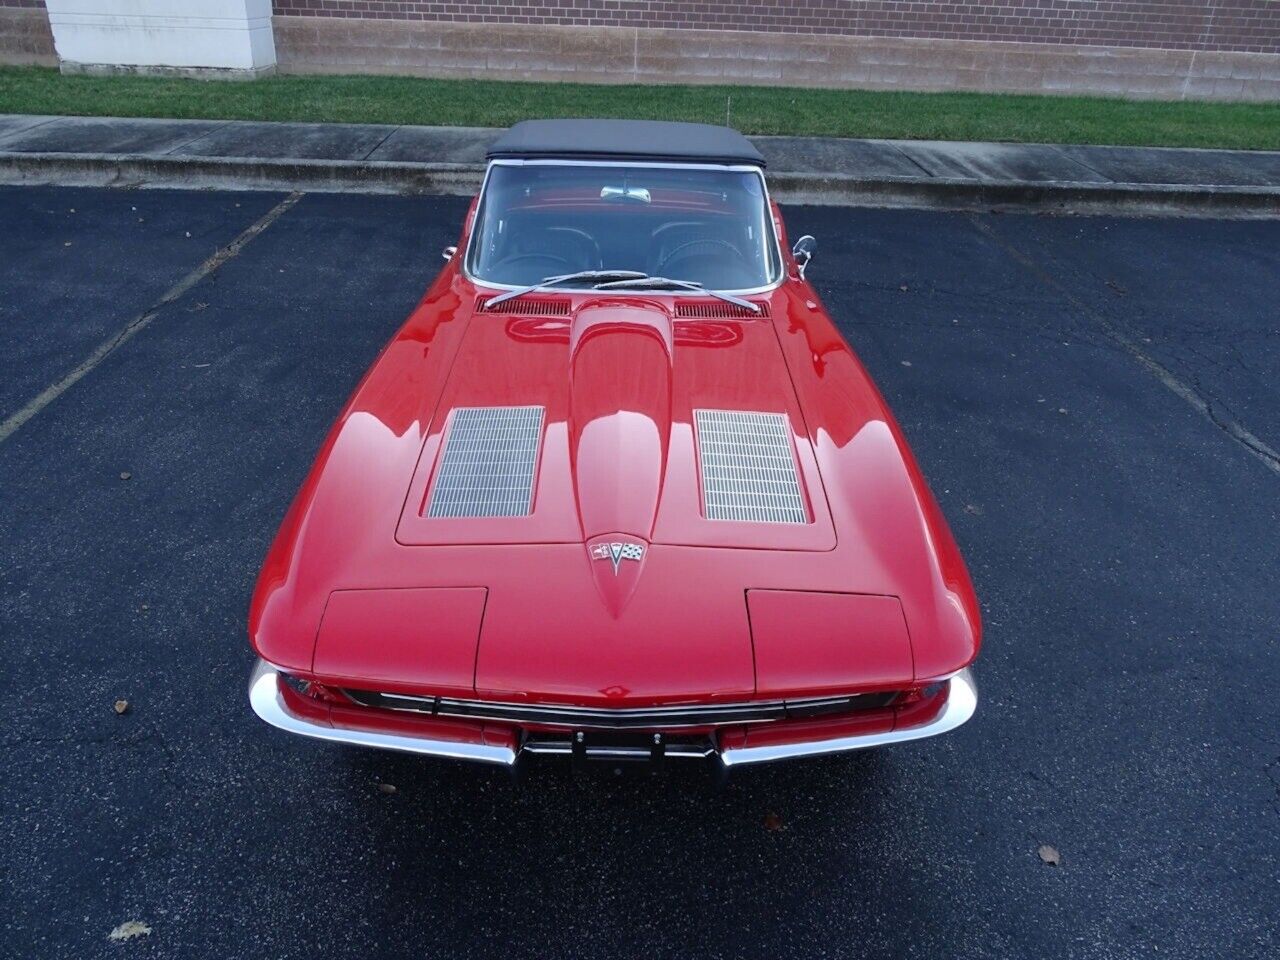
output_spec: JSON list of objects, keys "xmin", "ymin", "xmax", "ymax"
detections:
[{"xmin": 486, "ymin": 119, "xmax": 765, "ymax": 168}]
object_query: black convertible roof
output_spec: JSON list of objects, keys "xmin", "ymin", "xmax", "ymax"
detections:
[{"xmin": 486, "ymin": 119, "xmax": 766, "ymax": 167}]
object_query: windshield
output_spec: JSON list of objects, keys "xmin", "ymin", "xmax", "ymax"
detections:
[{"xmin": 466, "ymin": 162, "xmax": 782, "ymax": 292}]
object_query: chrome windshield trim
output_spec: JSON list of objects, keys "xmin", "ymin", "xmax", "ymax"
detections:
[
  {"xmin": 462, "ymin": 158, "xmax": 786, "ymax": 298},
  {"xmin": 719, "ymin": 668, "xmax": 978, "ymax": 767}
]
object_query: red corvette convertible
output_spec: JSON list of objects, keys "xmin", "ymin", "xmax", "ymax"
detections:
[{"xmin": 248, "ymin": 119, "xmax": 980, "ymax": 775}]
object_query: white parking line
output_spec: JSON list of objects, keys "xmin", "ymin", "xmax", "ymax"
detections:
[
  {"xmin": 969, "ymin": 213, "xmax": 1280, "ymax": 477},
  {"xmin": 0, "ymin": 191, "xmax": 304, "ymax": 444}
]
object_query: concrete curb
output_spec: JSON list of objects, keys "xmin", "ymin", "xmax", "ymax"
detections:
[
  {"xmin": 769, "ymin": 170, "xmax": 1280, "ymax": 217},
  {"xmin": 2, "ymin": 150, "xmax": 1278, "ymax": 218},
  {"xmin": 0, "ymin": 151, "xmax": 486, "ymax": 197}
]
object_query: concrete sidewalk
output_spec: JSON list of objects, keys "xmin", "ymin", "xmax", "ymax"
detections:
[{"xmin": 2, "ymin": 113, "xmax": 1279, "ymax": 216}]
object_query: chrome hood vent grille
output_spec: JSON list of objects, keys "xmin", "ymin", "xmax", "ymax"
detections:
[
  {"xmin": 695, "ymin": 409, "xmax": 807, "ymax": 524},
  {"xmin": 427, "ymin": 406, "xmax": 545, "ymax": 518}
]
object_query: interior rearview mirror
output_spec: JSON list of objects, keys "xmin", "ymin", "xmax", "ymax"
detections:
[
  {"xmin": 792, "ymin": 235, "xmax": 816, "ymax": 278},
  {"xmin": 600, "ymin": 186, "xmax": 651, "ymax": 203}
]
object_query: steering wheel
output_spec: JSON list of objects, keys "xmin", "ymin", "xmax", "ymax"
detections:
[
  {"xmin": 545, "ymin": 227, "xmax": 602, "ymax": 271},
  {"xmin": 655, "ymin": 238, "xmax": 746, "ymax": 278},
  {"xmin": 489, "ymin": 252, "xmax": 576, "ymax": 279}
]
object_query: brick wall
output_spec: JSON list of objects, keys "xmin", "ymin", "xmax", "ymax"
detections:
[
  {"xmin": 3, "ymin": 0, "xmax": 1277, "ymax": 99},
  {"xmin": 272, "ymin": 3, "xmax": 1280, "ymax": 101},
  {"xmin": 0, "ymin": 0, "xmax": 53, "ymax": 66},
  {"xmin": 272, "ymin": 1, "xmax": 1280, "ymax": 55}
]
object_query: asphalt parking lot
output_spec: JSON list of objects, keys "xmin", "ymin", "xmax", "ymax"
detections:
[{"xmin": 2, "ymin": 185, "xmax": 1277, "ymax": 960}]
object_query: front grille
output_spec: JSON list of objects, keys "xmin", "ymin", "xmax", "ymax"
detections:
[
  {"xmin": 694, "ymin": 409, "xmax": 807, "ymax": 524},
  {"xmin": 341, "ymin": 689, "xmax": 899, "ymax": 728},
  {"xmin": 426, "ymin": 405, "xmax": 544, "ymax": 518}
]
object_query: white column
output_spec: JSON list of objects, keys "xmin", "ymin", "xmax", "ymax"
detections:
[{"xmin": 45, "ymin": 0, "xmax": 276, "ymax": 78}]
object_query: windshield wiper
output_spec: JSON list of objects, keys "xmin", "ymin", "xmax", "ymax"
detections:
[
  {"xmin": 486, "ymin": 271, "xmax": 763, "ymax": 315},
  {"xmin": 592, "ymin": 276, "xmax": 762, "ymax": 314},
  {"xmin": 483, "ymin": 270, "xmax": 647, "ymax": 308}
]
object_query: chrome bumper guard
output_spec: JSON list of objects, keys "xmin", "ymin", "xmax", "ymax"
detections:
[{"xmin": 249, "ymin": 659, "xmax": 977, "ymax": 769}]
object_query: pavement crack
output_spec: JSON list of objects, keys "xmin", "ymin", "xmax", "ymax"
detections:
[
  {"xmin": 362, "ymin": 125, "xmax": 401, "ymax": 161},
  {"xmin": 0, "ymin": 191, "xmax": 304, "ymax": 445},
  {"xmin": 161, "ymin": 120, "xmax": 233, "ymax": 156},
  {"xmin": 882, "ymin": 141, "xmax": 935, "ymax": 178},
  {"xmin": 0, "ymin": 114, "xmax": 63, "ymax": 149},
  {"xmin": 1046, "ymin": 143, "xmax": 1114, "ymax": 183},
  {"xmin": 967, "ymin": 213, "xmax": 1280, "ymax": 477}
]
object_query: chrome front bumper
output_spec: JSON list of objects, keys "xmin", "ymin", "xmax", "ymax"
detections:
[
  {"xmin": 248, "ymin": 659, "xmax": 517, "ymax": 766},
  {"xmin": 248, "ymin": 659, "xmax": 977, "ymax": 769}
]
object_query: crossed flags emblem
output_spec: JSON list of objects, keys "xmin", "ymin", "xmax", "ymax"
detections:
[{"xmin": 590, "ymin": 541, "xmax": 645, "ymax": 575}]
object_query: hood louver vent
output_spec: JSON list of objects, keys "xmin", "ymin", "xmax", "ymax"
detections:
[
  {"xmin": 694, "ymin": 409, "xmax": 807, "ymax": 524},
  {"xmin": 477, "ymin": 297, "xmax": 571, "ymax": 316},
  {"xmin": 426, "ymin": 406, "xmax": 545, "ymax": 518},
  {"xmin": 675, "ymin": 301, "xmax": 769, "ymax": 319}
]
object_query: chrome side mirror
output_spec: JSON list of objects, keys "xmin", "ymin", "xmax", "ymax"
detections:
[
  {"xmin": 442, "ymin": 245, "xmax": 457, "ymax": 262},
  {"xmin": 792, "ymin": 235, "xmax": 816, "ymax": 279}
]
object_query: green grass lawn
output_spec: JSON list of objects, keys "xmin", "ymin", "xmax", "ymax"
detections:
[{"xmin": 2, "ymin": 66, "xmax": 1278, "ymax": 149}]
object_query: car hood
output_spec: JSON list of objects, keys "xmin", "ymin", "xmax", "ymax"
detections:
[{"xmin": 248, "ymin": 272, "xmax": 980, "ymax": 704}]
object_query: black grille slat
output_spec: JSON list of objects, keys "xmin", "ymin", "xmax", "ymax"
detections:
[
  {"xmin": 476, "ymin": 296, "xmax": 570, "ymax": 316},
  {"xmin": 341, "ymin": 689, "xmax": 899, "ymax": 728},
  {"xmin": 675, "ymin": 300, "xmax": 769, "ymax": 319}
]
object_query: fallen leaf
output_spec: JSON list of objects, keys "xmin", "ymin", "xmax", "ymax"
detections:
[
  {"xmin": 899, "ymin": 283, "xmax": 909, "ymax": 292},
  {"xmin": 963, "ymin": 503, "xmax": 983, "ymax": 516},
  {"xmin": 114, "ymin": 699, "xmax": 129, "ymax": 715},
  {"xmin": 108, "ymin": 921, "xmax": 151, "ymax": 942},
  {"xmin": 1037, "ymin": 844, "xmax": 1061, "ymax": 866},
  {"xmin": 120, "ymin": 471, "xmax": 132, "ymax": 480},
  {"xmin": 763, "ymin": 812, "xmax": 784, "ymax": 831},
  {"xmin": 64, "ymin": 241, "xmax": 72, "ymax": 247},
  {"xmin": 1057, "ymin": 408, "xmax": 1068, "ymax": 415},
  {"xmin": 901, "ymin": 360, "xmax": 912, "ymax": 367},
  {"xmin": 377, "ymin": 782, "xmax": 397, "ymax": 795},
  {"xmin": 1105, "ymin": 279, "xmax": 1127, "ymax": 297},
  {"xmin": 184, "ymin": 231, "xmax": 191, "ymax": 238}
]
